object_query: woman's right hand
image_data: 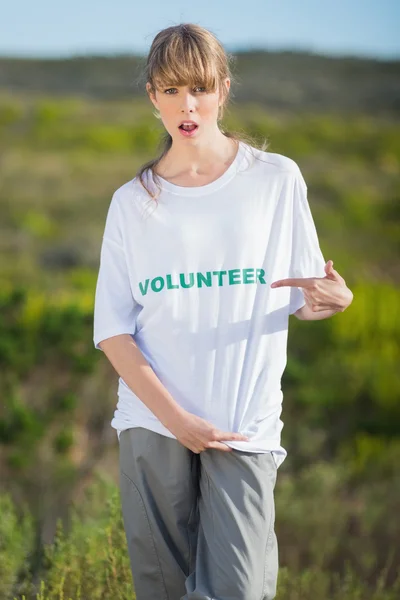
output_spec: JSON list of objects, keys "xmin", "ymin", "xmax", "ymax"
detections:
[{"xmin": 165, "ymin": 410, "xmax": 250, "ymax": 453}]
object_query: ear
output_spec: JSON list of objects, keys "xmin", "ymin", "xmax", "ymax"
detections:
[
  {"xmin": 222, "ymin": 78, "xmax": 231, "ymax": 100},
  {"xmin": 146, "ymin": 82, "xmax": 158, "ymax": 109},
  {"xmin": 219, "ymin": 79, "xmax": 230, "ymax": 107}
]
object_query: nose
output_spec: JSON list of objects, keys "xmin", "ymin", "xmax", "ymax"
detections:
[{"xmin": 180, "ymin": 90, "xmax": 196, "ymax": 114}]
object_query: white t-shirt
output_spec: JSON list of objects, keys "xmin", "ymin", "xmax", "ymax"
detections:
[{"xmin": 93, "ymin": 141, "xmax": 326, "ymax": 468}]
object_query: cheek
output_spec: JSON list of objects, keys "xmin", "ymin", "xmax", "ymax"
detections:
[
  {"xmin": 158, "ymin": 103, "xmax": 175, "ymax": 125},
  {"xmin": 159, "ymin": 101, "xmax": 173, "ymax": 116},
  {"xmin": 201, "ymin": 97, "xmax": 219, "ymax": 118}
]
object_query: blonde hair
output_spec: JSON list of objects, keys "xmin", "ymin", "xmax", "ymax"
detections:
[{"xmin": 136, "ymin": 23, "xmax": 269, "ymax": 202}]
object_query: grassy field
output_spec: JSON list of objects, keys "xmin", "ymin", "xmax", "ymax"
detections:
[{"xmin": 0, "ymin": 79, "xmax": 399, "ymax": 598}]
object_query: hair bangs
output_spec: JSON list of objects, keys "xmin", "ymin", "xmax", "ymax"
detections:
[{"xmin": 151, "ymin": 35, "xmax": 219, "ymax": 92}]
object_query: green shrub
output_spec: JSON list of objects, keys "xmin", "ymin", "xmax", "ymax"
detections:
[{"xmin": 0, "ymin": 494, "xmax": 34, "ymax": 600}]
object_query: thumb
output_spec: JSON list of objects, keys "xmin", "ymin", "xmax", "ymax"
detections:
[
  {"xmin": 325, "ymin": 260, "xmax": 345, "ymax": 284},
  {"xmin": 325, "ymin": 260, "xmax": 336, "ymax": 279},
  {"xmin": 325, "ymin": 259, "xmax": 334, "ymax": 274}
]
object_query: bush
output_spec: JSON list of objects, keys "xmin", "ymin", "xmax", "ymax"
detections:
[{"xmin": 0, "ymin": 494, "xmax": 34, "ymax": 600}]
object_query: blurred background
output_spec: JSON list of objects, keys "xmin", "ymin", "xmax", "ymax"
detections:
[{"xmin": 0, "ymin": 1, "xmax": 399, "ymax": 599}]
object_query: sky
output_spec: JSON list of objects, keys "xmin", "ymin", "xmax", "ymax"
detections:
[{"xmin": 2, "ymin": 0, "xmax": 399, "ymax": 60}]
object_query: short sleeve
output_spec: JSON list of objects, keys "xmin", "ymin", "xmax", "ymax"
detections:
[
  {"xmin": 93, "ymin": 193, "xmax": 142, "ymax": 351},
  {"xmin": 289, "ymin": 167, "xmax": 327, "ymax": 315}
]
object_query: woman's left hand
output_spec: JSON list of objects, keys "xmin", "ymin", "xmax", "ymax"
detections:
[{"xmin": 270, "ymin": 260, "xmax": 353, "ymax": 313}]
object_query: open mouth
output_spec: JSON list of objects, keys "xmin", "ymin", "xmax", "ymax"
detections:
[{"xmin": 178, "ymin": 124, "xmax": 198, "ymax": 132}]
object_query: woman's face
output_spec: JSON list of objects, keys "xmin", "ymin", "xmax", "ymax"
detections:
[{"xmin": 146, "ymin": 78, "xmax": 230, "ymax": 143}]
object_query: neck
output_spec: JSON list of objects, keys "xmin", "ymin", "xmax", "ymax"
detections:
[{"xmin": 162, "ymin": 130, "xmax": 237, "ymax": 175}]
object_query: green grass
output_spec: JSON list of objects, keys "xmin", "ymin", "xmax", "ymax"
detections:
[{"xmin": 2, "ymin": 469, "xmax": 399, "ymax": 600}]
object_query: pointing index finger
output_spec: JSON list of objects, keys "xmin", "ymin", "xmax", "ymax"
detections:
[{"xmin": 271, "ymin": 278, "xmax": 312, "ymax": 288}]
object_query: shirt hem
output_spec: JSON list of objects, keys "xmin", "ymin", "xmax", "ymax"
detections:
[{"xmin": 112, "ymin": 419, "xmax": 287, "ymax": 468}]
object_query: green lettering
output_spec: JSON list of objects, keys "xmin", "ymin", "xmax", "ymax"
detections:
[
  {"xmin": 255, "ymin": 268, "xmax": 266, "ymax": 284},
  {"xmin": 228, "ymin": 269, "xmax": 241, "ymax": 285},
  {"xmin": 151, "ymin": 277, "xmax": 165, "ymax": 292},
  {"xmin": 139, "ymin": 279, "xmax": 150, "ymax": 296},
  {"xmin": 243, "ymin": 268, "xmax": 255, "ymax": 284},
  {"xmin": 197, "ymin": 271, "xmax": 212, "ymax": 287},
  {"xmin": 166, "ymin": 274, "xmax": 179, "ymax": 289},
  {"xmin": 212, "ymin": 270, "xmax": 227, "ymax": 286},
  {"xmin": 141, "ymin": 268, "xmax": 266, "ymax": 294},
  {"xmin": 180, "ymin": 273, "xmax": 195, "ymax": 288}
]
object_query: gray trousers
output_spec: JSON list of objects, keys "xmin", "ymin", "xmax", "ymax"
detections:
[{"xmin": 119, "ymin": 427, "xmax": 278, "ymax": 600}]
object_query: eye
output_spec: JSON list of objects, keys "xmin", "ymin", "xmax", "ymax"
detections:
[{"xmin": 163, "ymin": 86, "xmax": 207, "ymax": 94}]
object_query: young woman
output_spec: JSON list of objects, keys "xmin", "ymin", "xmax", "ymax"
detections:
[{"xmin": 93, "ymin": 23, "xmax": 353, "ymax": 600}]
